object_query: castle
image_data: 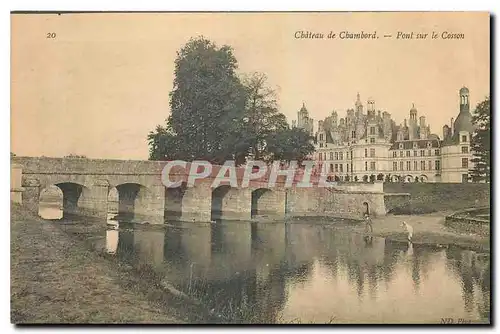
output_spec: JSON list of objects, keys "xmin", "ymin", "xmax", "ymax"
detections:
[{"xmin": 293, "ymin": 87, "xmax": 476, "ymax": 183}]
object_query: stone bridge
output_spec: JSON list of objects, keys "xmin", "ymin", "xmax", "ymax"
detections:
[{"xmin": 11, "ymin": 157, "xmax": 387, "ymax": 223}]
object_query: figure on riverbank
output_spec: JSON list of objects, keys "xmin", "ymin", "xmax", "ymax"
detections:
[{"xmin": 401, "ymin": 221, "xmax": 413, "ymax": 242}]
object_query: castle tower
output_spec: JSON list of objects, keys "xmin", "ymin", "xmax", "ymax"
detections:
[
  {"xmin": 452, "ymin": 87, "xmax": 474, "ymax": 139},
  {"xmin": 459, "ymin": 86, "xmax": 470, "ymax": 113},
  {"xmin": 355, "ymin": 92, "xmax": 363, "ymax": 114},
  {"xmin": 408, "ymin": 103, "xmax": 418, "ymax": 140},
  {"xmin": 367, "ymin": 99, "xmax": 376, "ymax": 118}
]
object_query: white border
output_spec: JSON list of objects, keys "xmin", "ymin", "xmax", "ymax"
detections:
[{"xmin": 3, "ymin": 1, "xmax": 498, "ymax": 334}]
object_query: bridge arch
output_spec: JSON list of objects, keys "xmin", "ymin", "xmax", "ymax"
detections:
[
  {"xmin": 165, "ymin": 182, "xmax": 188, "ymax": 220},
  {"xmin": 113, "ymin": 183, "xmax": 152, "ymax": 219},
  {"xmin": 211, "ymin": 185, "xmax": 232, "ymax": 220},
  {"xmin": 251, "ymin": 188, "xmax": 275, "ymax": 217},
  {"xmin": 38, "ymin": 182, "xmax": 91, "ymax": 219}
]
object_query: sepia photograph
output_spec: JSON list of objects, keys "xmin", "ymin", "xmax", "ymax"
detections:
[{"xmin": 10, "ymin": 11, "xmax": 491, "ymax": 325}]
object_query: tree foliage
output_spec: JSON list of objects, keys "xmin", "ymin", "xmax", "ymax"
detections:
[
  {"xmin": 148, "ymin": 37, "xmax": 315, "ymax": 165},
  {"xmin": 469, "ymin": 96, "xmax": 490, "ymax": 182}
]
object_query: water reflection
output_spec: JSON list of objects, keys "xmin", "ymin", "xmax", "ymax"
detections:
[{"xmin": 95, "ymin": 221, "xmax": 489, "ymax": 324}]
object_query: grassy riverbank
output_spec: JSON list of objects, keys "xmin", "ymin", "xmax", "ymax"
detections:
[
  {"xmin": 350, "ymin": 212, "xmax": 490, "ymax": 253},
  {"xmin": 10, "ymin": 202, "xmax": 216, "ymax": 324}
]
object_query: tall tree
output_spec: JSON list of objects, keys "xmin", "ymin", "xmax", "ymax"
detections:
[
  {"xmin": 147, "ymin": 125, "xmax": 182, "ymax": 161},
  {"xmin": 241, "ymin": 72, "xmax": 288, "ymax": 160},
  {"xmin": 150, "ymin": 37, "xmax": 247, "ymax": 164},
  {"xmin": 469, "ymin": 96, "xmax": 490, "ymax": 182},
  {"xmin": 148, "ymin": 38, "xmax": 315, "ymax": 166},
  {"xmin": 265, "ymin": 127, "xmax": 315, "ymax": 164}
]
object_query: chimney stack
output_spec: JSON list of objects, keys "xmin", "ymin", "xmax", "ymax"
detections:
[
  {"xmin": 443, "ymin": 125, "xmax": 450, "ymax": 139},
  {"xmin": 419, "ymin": 116, "xmax": 426, "ymax": 128}
]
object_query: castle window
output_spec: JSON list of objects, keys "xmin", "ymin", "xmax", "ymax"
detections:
[
  {"xmin": 320, "ymin": 143, "xmax": 323, "ymax": 148},
  {"xmin": 335, "ymin": 152, "xmax": 338, "ymax": 160},
  {"xmin": 413, "ymin": 142, "xmax": 418, "ymax": 149},
  {"xmin": 346, "ymin": 152, "xmax": 349, "ymax": 159},
  {"xmin": 399, "ymin": 143, "xmax": 403, "ymax": 149},
  {"xmin": 335, "ymin": 164, "xmax": 338, "ymax": 172},
  {"xmin": 364, "ymin": 149, "xmax": 368, "ymax": 158},
  {"xmin": 347, "ymin": 164, "xmax": 349, "ymax": 172},
  {"xmin": 462, "ymin": 174, "xmax": 469, "ymax": 183},
  {"xmin": 428, "ymin": 149, "xmax": 431, "ymax": 156},
  {"xmin": 351, "ymin": 163, "xmax": 353, "ymax": 172},
  {"xmin": 461, "ymin": 135, "xmax": 467, "ymax": 143},
  {"xmin": 339, "ymin": 152, "xmax": 344, "ymax": 160},
  {"xmin": 330, "ymin": 152, "xmax": 334, "ymax": 160},
  {"xmin": 330, "ymin": 164, "xmax": 334, "ymax": 173},
  {"xmin": 406, "ymin": 151, "xmax": 410, "ymax": 157},
  {"xmin": 421, "ymin": 161, "xmax": 426, "ymax": 170},
  {"xmin": 370, "ymin": 148, "xmax": 375, "ymax": 157},
  {"xmin": 352, "ymin": 131, "xmax": 356, "ymax": 138},
  {"xmin": 428, "ymin": 160, "xmax": 432, "ymax": 170},
  {"xmin": 461, "ymin": 158, "xmax": 469, "ymax": 168},
  {"xmin": 370, "ymin": 138, "xmax": 375, "ymax": 143},
  {"xmin": 318, "ymin": 153, "xmax": 322, "ymax": 161},
  {"xmin": 413, "ymin": 150, "xmax": 417, "ymax": 157},
  {"xmin": 370, "ymin": 162, "xmax": 376, "ymax": 171},
  {"xmin": 406, "ymin": 161, "xmax": 411, "ymax": 171},
  {"xmin": 420, "ymin": 150, "xmax": 425, "ymax": 157},
  {"xmin": 427, "ymin": 142, "xmax": 432, "ymax": 148},
  {"xmin": 400, "ymin": 161, "xmax": 404, "ymax": 170},
  {"xmin": 340, "ymin": 164, "xmax": 343, "ymax": 172},
  {"xmin": 365, "ymin": 161, "xmax": 368, "ymax": 171},
  {"xmin": 393, "ymin": 151, "xmax": 397, "ymax": 158},
  {"xmin": 435, "ymin": 160, "xmax": 440, "ymax": 170},
  {"xmin": 461, "ymin": 146, "xmax": 469, "ymax": 154},
  {"xmin": 320, "ymin": 134, "xmax": 324, "ymax": 141},
  {"xmin": 414, "ymin": 161, "xmax": 418, "ymax": 171},
  {"xmin": 370, "ymin": 127, "xmax": 376, "ymax": 135},
  {"xmin": 400, "ymin": 151, "xmax": 403, "ymax": 157},
  {"xmin": 435, "ymin": 149, "xmax": 440, "ymax": 155},
  {"xmin": 393, "ymin": 162, "xmax": 398, "ymax": 171}
]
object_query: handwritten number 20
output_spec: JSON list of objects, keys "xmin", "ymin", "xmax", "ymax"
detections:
[{"xmin": 46, "ymin": 32, "xmax": 56, "ymax": 39}]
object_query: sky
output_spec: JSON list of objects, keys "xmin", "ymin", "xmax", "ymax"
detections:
[{"xmin": 11, "ymin": 12, "xmax": 490, "ymax": 160}]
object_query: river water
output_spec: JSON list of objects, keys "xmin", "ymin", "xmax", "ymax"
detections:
[{"xmin": 39, "ymin": 205, "xmax": 490, "ymax": 324}]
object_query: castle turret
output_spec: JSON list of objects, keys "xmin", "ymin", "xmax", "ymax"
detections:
[
  {"xmin": 408, "ymin": 103, "xmax": 418, "ymax": 140},
  {"xmin": 367, "ymin": 99, "xmax": 376, "ymax": 118},
  {"xmin": 355, "ymin": 92, "xmax": 363, "ymax": 115},
  {"xmin": 453, "ymin": 87, "xmax": 474, "ymax": 138},
  {"xmin": 459, "ymin": 86, "xmax": 470, "ymax": 113}
]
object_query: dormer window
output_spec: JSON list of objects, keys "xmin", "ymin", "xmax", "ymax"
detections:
[
  {"xmin": 427, "ymin": 142, "xmax": 432, "ymax": 148},
  {"xmin": 461, "ymin": 135, "xmax": 468, "ymax": 143}
]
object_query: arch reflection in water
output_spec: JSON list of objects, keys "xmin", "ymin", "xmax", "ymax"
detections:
[
  {"xmin": 38, "ymin": 185, "xmax": 63, "ymax": 219},
  {"xmin": 106, "ymin": 228, "xmax": 119, "ymax": 255},
  {"xmin": 103, "ymin": 221, "xmax": 489, "ymax": 324}
]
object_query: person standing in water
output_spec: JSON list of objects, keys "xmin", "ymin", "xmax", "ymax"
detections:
[
  {"xmin": 364, "ymin": 214, "xmax": 373, "ymax": 234},
  {"xmin": 401, "ymin": 221, "xmax": 413, "ymax": 242}
]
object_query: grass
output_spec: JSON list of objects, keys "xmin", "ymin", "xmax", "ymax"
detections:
[{"xmin": 10, "ymin": 202, "xmax": 218, "ymax": 324}]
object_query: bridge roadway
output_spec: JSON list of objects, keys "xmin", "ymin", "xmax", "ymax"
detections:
[{"xmin": 12, "ymin": 157, "xmax": 387, "ymax": 222}]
